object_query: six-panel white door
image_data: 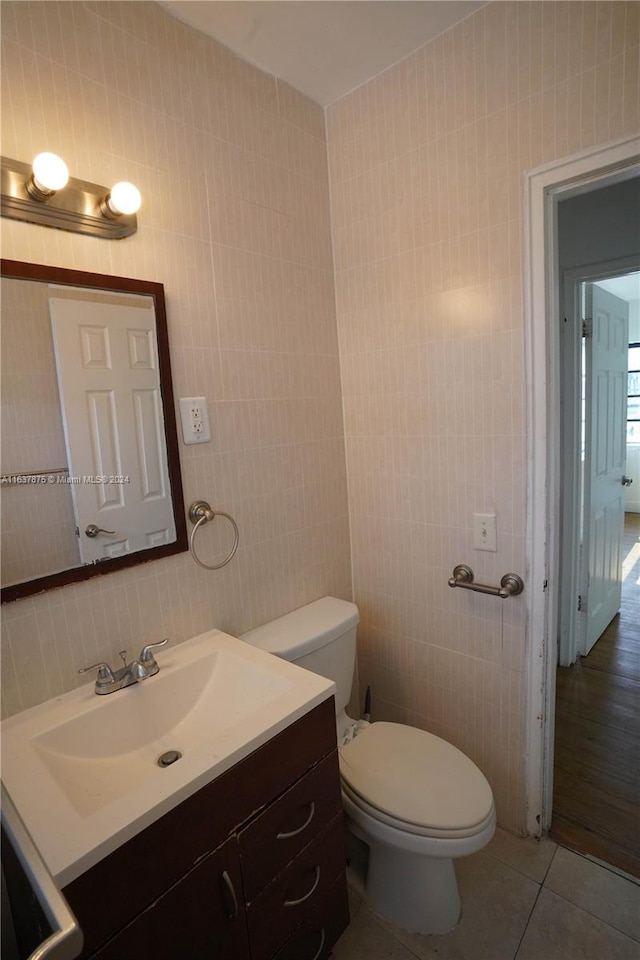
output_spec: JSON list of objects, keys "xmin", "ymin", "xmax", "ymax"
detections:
[
  {"xmin": 49, "ymin": 296, "xmax": 176, "ymax": 564},
  {"xmin": 583, "ymin": 283, "xmax": 629, "ymax": 654}
]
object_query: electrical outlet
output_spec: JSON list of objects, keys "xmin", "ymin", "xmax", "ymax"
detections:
[
  {"xmin": 179, "ymin": 397, "xmax": 211, "ymax": 444},
  {"xmin": 473, "ymin": 513, "xmax": 497, "ymax": 552}
]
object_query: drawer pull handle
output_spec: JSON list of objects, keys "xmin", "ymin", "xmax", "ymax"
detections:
[
  {"xmin": 220, "ymin": 869, "xmax": 239, "ymax": 920},
  {"xmin": 276, "ymin": 801, "xmax": 316, "ymax": 840},
  {"xmin": 284, "ymin": 865, "xmax": 321, "ymax": 907},
  {"xmin": 310, "ymin": 926, "xmax": 326, "ymax": 960}
]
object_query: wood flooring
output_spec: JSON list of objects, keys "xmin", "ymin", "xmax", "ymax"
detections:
[{"xmin": 550, "ymin": 513, "xmax": 640, "ymax": 879}]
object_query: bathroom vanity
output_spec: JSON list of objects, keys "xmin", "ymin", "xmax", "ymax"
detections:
[
  {"xmin": 1, "ymin": 629, "xmax": 349, "ymax": 960},
  {"xmin": 64, "ymin": 698, "xmax": 348, "ymax": 960}
]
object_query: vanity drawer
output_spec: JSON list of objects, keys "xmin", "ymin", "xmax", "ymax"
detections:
[
  {"xmin": 271, "ymin": 873, "xmax": 350, "ymax": 960},
  {"xmin": 239, "ymin": 750, "xmax": 342, "ymax": 902},
  {"xmin": 246, "ymin": 813, "xmax": 346, "ymax": 960}
]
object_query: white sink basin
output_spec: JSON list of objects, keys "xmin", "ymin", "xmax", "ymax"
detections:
[
  {"xmin": 33, "ymin": 649, "xmax": 291, "ymax": 817},
  {"xmin": 1, "ymin": 629, "xmax": 334, "ymax": 886}
]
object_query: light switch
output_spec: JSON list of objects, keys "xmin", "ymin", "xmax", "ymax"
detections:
[
  {"xmin": 179, "ymin": 397, "xmax": 211, "ymax": 444},
  {"xmin": 473, "ymin": 513, "xmax": 497, "ymax": 551}
]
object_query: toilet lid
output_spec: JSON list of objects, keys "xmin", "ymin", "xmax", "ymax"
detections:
[{"xmin": 339, "ymin": 722, "xmax": 494, "ymax": 833}]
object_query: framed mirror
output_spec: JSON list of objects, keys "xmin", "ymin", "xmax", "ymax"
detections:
[{"xmin": 1, "ymin": 259, "xmax": 187, "ymax": 602}]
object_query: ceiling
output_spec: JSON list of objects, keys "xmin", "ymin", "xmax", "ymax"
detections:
[
  {"xmin": 160, "ymin": 1, "xmax": 486, "ymax": 105},
  {"xmin": 596, "ymin": 272, "xmax": 640, "ymax": 304}
]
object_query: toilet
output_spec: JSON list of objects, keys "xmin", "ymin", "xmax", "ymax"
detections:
[{"xmin": 241, "ymin": 596, "xmax": 496, "ymax": 935}]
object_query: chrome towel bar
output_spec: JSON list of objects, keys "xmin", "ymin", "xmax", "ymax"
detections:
[
  {"xmin": 448, "ymin": 564, "xmax": 524, "ymax": 599},
  {"xmin": 0, "ymin": 466, "xmax": 68, "ymax": 482}
]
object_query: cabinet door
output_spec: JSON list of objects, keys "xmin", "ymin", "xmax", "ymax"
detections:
[{"xmin": 91, "ymin": 838, "xmax": 248, "ymax": 960}]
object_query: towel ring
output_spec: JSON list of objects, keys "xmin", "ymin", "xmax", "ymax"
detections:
[{"xmin": 188, "ymin": 500, "xmax": 239, "ymax": 571}]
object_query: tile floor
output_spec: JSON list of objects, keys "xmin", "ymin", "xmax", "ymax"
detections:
[{"xmin": 333, "ymin": 830, "xmax": 640, "ymax": 960}]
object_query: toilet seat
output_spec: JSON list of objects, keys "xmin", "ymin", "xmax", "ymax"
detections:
[
  {"xmin": 339, "ymin": 722, "xmax": 494, "ymax": 839},
  {"xmin": 341, "ymin": 780, "xmax": 496, "ymax": 840}
]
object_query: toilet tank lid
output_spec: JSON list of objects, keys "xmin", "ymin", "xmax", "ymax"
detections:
[{"xmin": 240, "ymin": 597, "xmax": 359, "ymax": 659}]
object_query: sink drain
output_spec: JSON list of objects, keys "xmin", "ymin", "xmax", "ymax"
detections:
[{"xmin": 157, "ymin": 750, "xmax": 182, "ymax": 767}]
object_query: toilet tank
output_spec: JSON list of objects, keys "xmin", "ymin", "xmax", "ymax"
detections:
[{"xmin": 241, "ymin": 597, "xmax": 359, "ymax": 715}]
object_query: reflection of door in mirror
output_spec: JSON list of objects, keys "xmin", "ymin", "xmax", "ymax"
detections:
[{"xmin": 50, "ymin": 296, "xmax": 176, "ymax": 563}]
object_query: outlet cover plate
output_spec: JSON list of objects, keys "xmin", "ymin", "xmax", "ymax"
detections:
[{"xmin": 179, "ymin": 397, "xmax": 211, "ymax": 444}]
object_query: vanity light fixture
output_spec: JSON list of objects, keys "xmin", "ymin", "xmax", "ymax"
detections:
[{"xmin": 1, "ymin": 154, "xmax": 140, "ymax": 239}]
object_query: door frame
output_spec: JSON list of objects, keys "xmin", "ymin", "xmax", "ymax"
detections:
[
  {"xmin": 559, "ymin": 262, "xmax": 638, "ymax": 668},
  {"xmin": 523, "ymin": 135, "xmax": 640, "ymax": 836}
]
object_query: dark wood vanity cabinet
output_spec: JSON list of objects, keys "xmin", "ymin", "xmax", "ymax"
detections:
[{"xmin": 63, "ymin": 697, "xmax": 349, "ymax": 960}]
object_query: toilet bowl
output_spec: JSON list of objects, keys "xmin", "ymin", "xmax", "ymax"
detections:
[
  {"xmin": 339, "ymin": 720, "xmax": 495, "ymax": 932},
  {"xmin": 241, "ymin": 597, "xmax": 496, "ymax": 935}
]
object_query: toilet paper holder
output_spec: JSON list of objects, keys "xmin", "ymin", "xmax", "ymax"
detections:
[{"xmin": 448, "ymin": 564, "xmax": 524, "ymax": 599}]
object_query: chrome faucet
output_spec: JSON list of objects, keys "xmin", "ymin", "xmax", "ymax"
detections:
[{"xmin": 79, "ymin": 638, "xmax": 169, "ymax": 695}]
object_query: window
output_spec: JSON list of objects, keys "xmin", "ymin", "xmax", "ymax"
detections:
[{"xmin": 628, "ymin": 342, "xmax": 640, "ymax": 444}]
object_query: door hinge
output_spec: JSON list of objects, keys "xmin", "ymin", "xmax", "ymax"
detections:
[
  {"xmin": 577, "ymin": 594, "xmax": 587, "ymax": 612},
  {"xmin": 582, "ymin": 318, "xmax": 592, "ymax": 338}
]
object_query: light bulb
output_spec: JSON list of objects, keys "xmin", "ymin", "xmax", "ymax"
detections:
[
  {"xmin": 107, "ymin": 181, "xmax": 141, "ymax": 216},
  {"xmin": 32, "ymin": 152, "xmax": 69, "ymax": 191},
  {"xmin": 27, "ymin": 152, "xmax": 69, "ymax": 199}
]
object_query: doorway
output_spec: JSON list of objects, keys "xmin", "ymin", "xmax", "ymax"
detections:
[
  {"xmin": 551, "ymin": 267, "xmax": 640, "ymax": 877},
  {"xmin": 522, "ymin": 135, "xmax": 640, "ymax": 850}
]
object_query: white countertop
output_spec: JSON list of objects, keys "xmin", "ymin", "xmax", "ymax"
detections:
[{"xmin": 1, "ymin": 629, "xmax": 334, "ymax": 887}]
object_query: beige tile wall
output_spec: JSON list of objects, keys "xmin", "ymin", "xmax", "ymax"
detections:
[
  {"xmin": 1, "ymin": 277, "xmax": 79, "ymax": 586},
  {"xmin": 327, "ymin": 1, "xmax": 640, "ymax": 832},
  {"xmin": 1, "ymin": 278, "xmax": 69, "ymax": 478},
  {"xmin": 0, "ymin": 1, "xmax": 351, "ymax": 717}
]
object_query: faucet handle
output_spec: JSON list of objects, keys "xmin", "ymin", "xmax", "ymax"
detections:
[
  {"xmin": 78, "ymin": 661, "xmax": 116, "ymax": 685},
  {"xmin": 139, "ymin": 637, "xmax": 169, "ymax": 672},
  {"xmin": 130, "ymin": 661, "xmax": 150, "ymax": 681}
]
